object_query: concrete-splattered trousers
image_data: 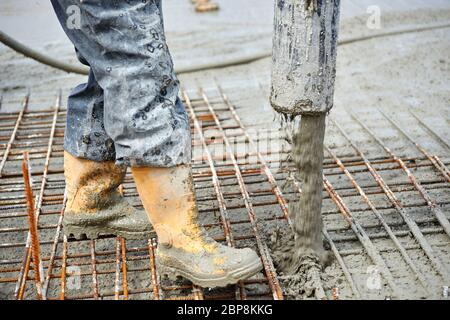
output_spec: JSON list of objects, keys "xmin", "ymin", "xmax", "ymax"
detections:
[{"xmin": 51, "ymin": 0, "xmax": 191, "ymax": 167}]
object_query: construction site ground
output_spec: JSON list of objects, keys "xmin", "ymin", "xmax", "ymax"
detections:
[{"xmin": 0, "ymin": 0, "xmax": 449, "ymax": 300}]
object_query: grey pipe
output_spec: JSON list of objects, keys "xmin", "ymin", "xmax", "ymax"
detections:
[{"xmin": 1, "ymin": 21, "xmax": 449, "ymax": 76}]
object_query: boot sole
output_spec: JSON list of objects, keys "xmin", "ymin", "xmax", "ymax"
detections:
[
  {"xmin": 156, "ymin": 257, "xmax": 263, "ymax": 288},
  {"xmin": 64, "ymin": 225, "xmax": 152, "ymax": 240}
]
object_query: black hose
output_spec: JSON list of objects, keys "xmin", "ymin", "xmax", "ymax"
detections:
[{"xmin": 0, "ymin": 30, "xmax": 89, "ymax": 75}]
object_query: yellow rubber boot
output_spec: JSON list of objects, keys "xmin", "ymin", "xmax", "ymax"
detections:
[
  {"xmin": 132, "ymin": 164, "xmax": 262, "ymax": 288},
  {"xmin": 64, "ymin": 151, "xmax": 152, "ymax": 239}
]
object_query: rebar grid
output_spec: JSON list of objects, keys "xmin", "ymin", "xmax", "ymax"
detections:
[{"xmin": 0, "ymin": 86, "xmax": 449, "ymax": 300}]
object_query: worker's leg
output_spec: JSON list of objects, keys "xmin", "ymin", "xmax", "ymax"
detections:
[
  {"xmin": 63, "ymin": 65, "xmax": 152, "ymax": 240},
  {"xmin": 52, "ymin": 2, "xmax": 152, "ymax": 240},
  {"xmin": 52, "ymin": 0, "xmax": 262, "ymax": 287},
  {"xmin": 51, "ymin": 0, "xmax": 190, "ymax": 167}
]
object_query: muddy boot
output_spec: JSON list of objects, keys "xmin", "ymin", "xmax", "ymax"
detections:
[
  {"xmin": 132, "ymin": 165, "xmax": 262, "ymax": 288},
  {"xmin": 194, "ymin": 0, "xmax": 219, "ymax": 12},
  {"xmin": 63, "ymin": 152, "xmax": 152, "ymax": 240}
]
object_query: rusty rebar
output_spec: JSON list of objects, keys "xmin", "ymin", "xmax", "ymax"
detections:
[
  {"xmin": 332, "ymin": 287, "xmax": 339, "ymax": 300},
  {"xmin": 21, "ymin": 151, "xmax": 43, "ymax": 300},
  {"xmin": 121, "ymin": 238, "xmax": 129, "ymax": 300},
  {"xmin": 116, "ymin": 185, "xmax": 129, "ymax": 300},
  {"xmin": 115, "ymin": 238, "xmax": 121, "ymax": 300},
  {"xmin": 42, "ymin": 195, "xmax": 67, "ymax": 298},
  {"xmin": 60, "ymin": 235, "xmax": 68, "ymax": 300},
  {"xmin": 16, "ymin": 93, "xmax": 61, "ymax": 298},
  {"xmin": 148, "ymin": 238, "xmax": 161, "ymax": 300},
  {"xmin": 90, "ymin": 240, "xmax": 99, "ymax": 300}
]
